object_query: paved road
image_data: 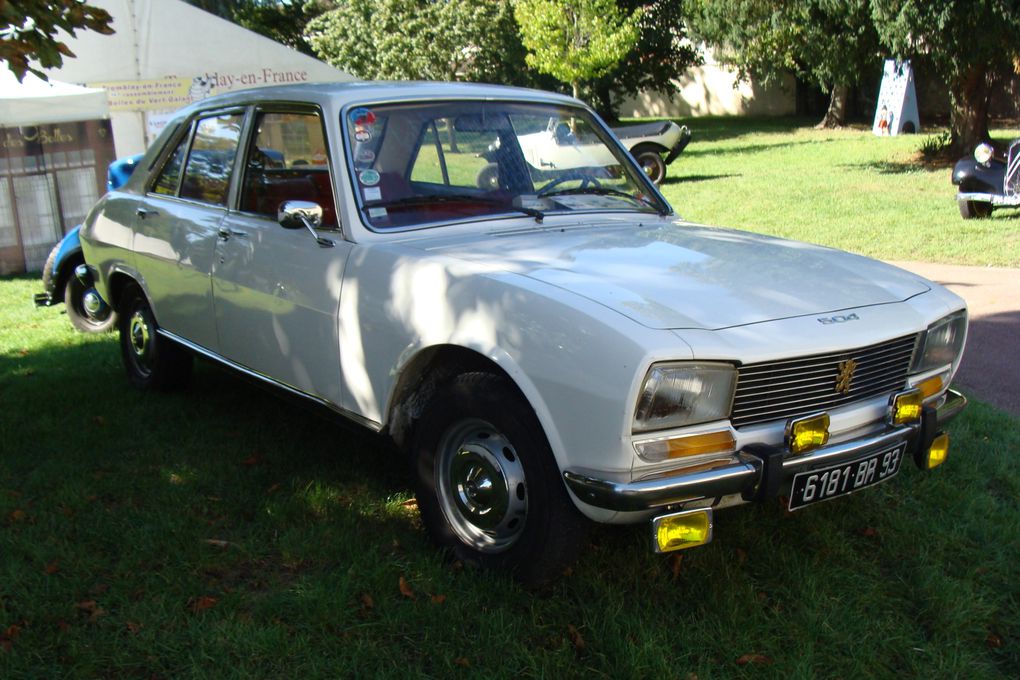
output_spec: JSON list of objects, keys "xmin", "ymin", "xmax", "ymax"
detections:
[{"xmin": 888, "ymin": 261, "xmax": 1019, "ymax": 416}]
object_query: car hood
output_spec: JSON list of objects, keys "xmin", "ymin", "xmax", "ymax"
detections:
[{"xmin": 418, "ymin": 220, "xmax": 931, "ymax": 330}]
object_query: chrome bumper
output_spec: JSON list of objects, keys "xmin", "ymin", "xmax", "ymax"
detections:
[
  {"xmin": 957, "ymin": 191, "xmax": 1020, "ymax": 206},
  {"xmin": 663, "ymin": 125, "xmax": 692, "ymax": 166},
  {"xmin": 564, "ymin": 389, "xmax": 967, "ymax": 512}
]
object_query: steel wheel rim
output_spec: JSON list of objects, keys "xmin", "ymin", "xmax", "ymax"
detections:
[
  {"xmin": 639, "ymin": 154, "xmax": 663, "ymax": 183},
  {"xmin": 128, "ymin": 309, "xmax": 153, "ymax": 374},
  {"xmin": 436, "ymin": 418, "xmax": 528, "ymax": 553}
]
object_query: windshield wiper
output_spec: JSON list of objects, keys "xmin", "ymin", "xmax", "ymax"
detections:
[
  {"xmin": 537, "ymin": 186, "xmax": 668, "ymax": 216},
  {"xmin": 362, "ymin": 194, "xmax": 544, "ymax": 222}
]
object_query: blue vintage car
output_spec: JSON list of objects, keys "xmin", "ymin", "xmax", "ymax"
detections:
[{"xmin": 34, "ymin": 154, "xmax": 142, "ymax": 332}]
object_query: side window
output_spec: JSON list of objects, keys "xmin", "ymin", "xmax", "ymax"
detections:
[
  {"xmin": 239, "ymin": 111, "xmax": 337, "ymax": 228},
  {"xmin": 409, "ymin": 118, "xmax": 501, "ymax": 190},
  {"xmin": 178, "ymin": 113, "xmax": 244, "ymax": 206},
  {"xmin": 151, "ymin": 133, "xmax": 190, "ymax": 196}
]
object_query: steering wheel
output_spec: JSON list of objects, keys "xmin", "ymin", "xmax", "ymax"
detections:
[{"xmin": 537, "ymin": 171, "xmax": 602, "ymax": 196}]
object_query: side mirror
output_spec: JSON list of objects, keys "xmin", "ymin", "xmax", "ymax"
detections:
[
  {"xmin": 277, "ymin": 200, "xmax": 333, "ymax": 248},
  {"xmin": 278, "ymin": 200, "xmax": 323, "ymax": 230}
]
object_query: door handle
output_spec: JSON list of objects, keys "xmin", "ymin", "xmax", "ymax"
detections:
[
  {"xmin": 217, "ymin": 227, "xmax": 248, "ymax": 240},
  {"xmin": 136, "ymin": 207, "xmax": 158, "ymax": 219}
]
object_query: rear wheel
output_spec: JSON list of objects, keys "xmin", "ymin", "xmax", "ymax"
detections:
[
  {"xmin": 631, "ymin": 144, "xmax": 667, "ymax": 185},
  {"xmin": 118, "ymin": 284, "xmax": 192, "ymax": 390},
  {"xmin": 958, "ymin": 199, "xmax": 992, "ymax": 219},
  {"xmin": 475, "ymin": 162, "xmax": 499, "ymax": 190},
  {"xmin": 412, "ymin": 372, "xmax": 588, "ymax": 586},
  {"xmin": 65, "ymin": 275, "xmax": 117, "ymax": 333}
]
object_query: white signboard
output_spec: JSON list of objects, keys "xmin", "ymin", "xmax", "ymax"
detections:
[{"xmin": 873, "ymin": 59, "xmax": 920, "ymax": 136}]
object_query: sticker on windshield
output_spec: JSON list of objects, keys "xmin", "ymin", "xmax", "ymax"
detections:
[
  {"xmin": 354, "ymin": 128, "xmax": 371, "ymax": 143},
  {"xmin": 368, "ymin": 207, "xmax": 388, "ymax": 219},
  {"xmin": 363, "ymin": 187, "xmax": 382, "ymax": 202},
  {"xmin": 358, "ymin": 169, "xmax": 380, "ymax": 186},
  {"xmin": 349, "ymin": 108, "xmax": 377, "ymax": 127},
  {"xmin": 355, "ymin": 149, "xmax": 376, "ymax": 166}
]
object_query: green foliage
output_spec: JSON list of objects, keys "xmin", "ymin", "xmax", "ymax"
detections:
[
  {"xmin": 589, "ymin": 1, "xmax": 702, "ymax": 121},
  {"xmin": 306, "ymin": 0, "xmax": 527, "ymax": 84},
  {"xmin": 513, "ymin": 0, "xmax": 641, "ymax": 99},
  {"xmin": 686, "ymin": 0, "xmax": 880, "ymax": 124},
  {"xmin": 871, "ymin": 0, "xmax": 1020, "ymax": 151},
  {"xmin": 1, "ymin": 0, "xmax": 114, "ymax": 81}
]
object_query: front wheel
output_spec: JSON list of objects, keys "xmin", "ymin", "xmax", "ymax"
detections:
[
  {"xmin": 118, "ymin": 284, "xmax": 192, "ymax": 390},
  {"xmin": 631, "ymin": 144, "xmax": 667, "ymax": 185},
  {"xmin": 65, "ymin": 275, "xmax": 118, "ymax": 333},
  {"xmin": 958, "ymin": 199, "xmax": 992, "ymax": 219},
  {"xmin": 411, "ymin": 372, "xmax": 588, "ymax": 586}
]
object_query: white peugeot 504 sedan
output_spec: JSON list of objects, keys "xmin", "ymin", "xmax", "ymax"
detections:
[{"xmin": 79, "ymin": 82, "xmax": 967, "ymax": 584}]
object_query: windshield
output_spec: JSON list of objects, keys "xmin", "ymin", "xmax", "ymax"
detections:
[{"xmin": 343, "ymin": 100, "xmax": 670, "ymax": 230}]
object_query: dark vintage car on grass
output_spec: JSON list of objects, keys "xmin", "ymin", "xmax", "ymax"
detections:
[{"xmin": 952, "ymin": 140, "xmax": 1020, "ymax": 218}]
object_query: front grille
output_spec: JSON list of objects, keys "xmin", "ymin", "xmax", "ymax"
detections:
[{"xmin": 731, "ymin": 334, "xmax": 920, "ymax": 428}]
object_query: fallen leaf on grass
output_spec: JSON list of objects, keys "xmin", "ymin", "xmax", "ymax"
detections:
[
  {"xmin": 668, "ymin": 553, "xmax": 683, "ymax": 579},
  {"xmin": 735, "ymin": 547, "xmax": 748, "ymax": 564},
  {"xmin": 126, "ymin": 621, "xmax": 142, "ymax": 635},
  {"xmin": 203, "ymin": 539, "xmax": 231, "ymax": 549},
  {"xmin": 398, "ymin": 576, "xmax": 415, "ymax": 600},
  {"xmin": 92, "ymin": 416, "xmax": 106, "ymax": 426},
  {"xmin": 987, "ymin": 633, "xmax": 1004, "ymax": 649},
  {"xmin": 3, "ymin": 625, "xmax": 21, "ymax": 641},
  {"xmin": 74, "ymin": 600, "xmax": 107, "ymax": 621},
  {"xmin": 44, "ymin": 560, "xmax": 60, "ymax": 575},
  {"xmin": 735, "ymin": 653, "xmax": 773, "ymax": 666},
  {"xmin": 90, "ymin": 583, "xmax": 110, "ymax": 595},
  {"xmin": 453, "ymin": 657, "xmax": 470, "ymax": 668},
  {"xmin": 359, "ymin": 593, "xmax": 375, "ymax": 610},
  {"xmin": 266, "ymin": 483, "xmax": 281, "ymax": 495},
  {"xmin": 240, "ymin": 455, "xmax": 261, "ymax": 466},
  {"xmin": 399, "ymin": 498, "xmax": 418, "ymax": 509},
  {"xmin": 188, "ymin": 596, "xmax": 218, "ymax": 613},
  {"xmin": 56, "ymin": 620, "xmax": 70, "ymax": 633},
  {"xmin": 430, "ymin": 594, "xmax": 446, "ymax": 605},
  {"xmin": 858, "ymin": 526, "xmax": 879, "ymax": 538},
  {"xmin": 567, "ymin": 624, "xmax": 586, "ymax": 654},
  {"xmin": 8, "ymin": 509, "xmax": 26, "ymax": 522}
]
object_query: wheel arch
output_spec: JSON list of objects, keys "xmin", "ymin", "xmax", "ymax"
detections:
[
  {"xmin": 383, "ymin": 343, "xmax": 565, "ymax": 471},
  {"xmin": 52, "ymin": 250, "xmax": 85, "ymax": 301},
  {"xmin": 628, "ymin": 141, "xmax": 669, "ymax": 156}
]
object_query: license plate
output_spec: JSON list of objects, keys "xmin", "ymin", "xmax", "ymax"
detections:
[{"xmin": 788, "ymin": 444, "xmax": 906, "ymax": 511}]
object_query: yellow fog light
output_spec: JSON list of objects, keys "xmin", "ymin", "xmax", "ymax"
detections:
[
  {"xmin": 926, "ymin": 432, "xmax": 949, "ymax": 469},
  {"xmin": 652, "ymin": 508, "xmax": 713, "ymax": 553},
  {"xmin": 891, "ymin": 389, "xmax": 923, "ymax": 425},
  {"xmin": 786, "ymin": 413, "xmax": 830, "ymax": 455}
]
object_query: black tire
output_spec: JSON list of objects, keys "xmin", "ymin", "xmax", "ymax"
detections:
[
  {"xmin": 411, "ymin": 372, "xmax": 589, "ymax": 586},
  {"xmin": 118, "ymin": 284, "xmax": 192, "ymax": 390},
  {"xmin": 475, "ymin": 162, "xmax": 499, "ymax": 190},
  {"xmin": 630, "ymin": 143, "xmax": 667, "ymax": 185},
  {"xmin": 41, "ymin": 241, "xmax": 60, "ymax": 294},
  {"xmin": 958, "ymin": 199, "xmax": 992, "ymax": 219},
  {"xmin": 65, "ymin": 275, "xmax": 118, "ymax": 333}
]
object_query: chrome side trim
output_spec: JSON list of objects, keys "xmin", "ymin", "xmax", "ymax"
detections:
[
  {"xmin": 564, "ymin": 389, "xmax": 967, "ymax": 512},
  {"xmin": 157, "ymin": 329, "xmax": 382, "ymax": 432}
]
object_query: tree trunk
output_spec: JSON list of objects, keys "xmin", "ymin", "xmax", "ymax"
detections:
[
  {"xmin": 815, "ymin": 84, "xmax": 849, "ymax": 129},
  {"xmin": 572, "ymin": 80, "xmax": 580, "ymax": 101},
  {"xmin": 948, "ymin": 63, "xmax": 994, "ymax": 156},
  {"xmin": 592, "ymin": 81, "xmax": 618, "ymax": 123}
]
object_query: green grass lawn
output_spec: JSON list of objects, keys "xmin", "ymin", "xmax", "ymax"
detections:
[
  {"xmin": 657, "ymin": 118, "xmax": 1020, "ymax": 266},
  {"xmin": 2, "ymin": 119, "xmax": 1020, "ymax": 678}
]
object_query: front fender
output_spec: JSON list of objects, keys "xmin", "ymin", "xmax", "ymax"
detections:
[{"xmin": 952, "ymin": 158, "xmax": 1005, "ymax": 194}]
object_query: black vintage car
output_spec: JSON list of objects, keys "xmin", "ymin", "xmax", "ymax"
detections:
[{"xmin": 952, "ymin": 140, "xmax": 1020, "ymax": 218}]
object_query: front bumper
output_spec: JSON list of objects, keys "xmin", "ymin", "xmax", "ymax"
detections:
[
  {"xmin": 956, "ymin": 191, "xmax": 1020, "ymax": 207},
  {"xmin": 564, "ymin": 389, "xmax": 967, "ymax": 512},
  {"xmin": 663, "ymin": 126, "xmax": 692, "ymax": 166}
]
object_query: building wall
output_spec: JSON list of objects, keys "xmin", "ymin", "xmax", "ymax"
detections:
[{"xmin": 619, "ymin": 47, "xmax": 796, "ymax": 119}]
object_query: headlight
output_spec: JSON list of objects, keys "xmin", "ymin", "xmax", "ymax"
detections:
[
  {"xmin": 912, "ymin": 310, "xmax": 967, "ymax": 374},
  {"xmin": 974, "ymin": 143, "xmax": 994, "ymax": 164},
  {"xmin": 633, "ymin": 362, "xmax": 736, "ymax": 433}
]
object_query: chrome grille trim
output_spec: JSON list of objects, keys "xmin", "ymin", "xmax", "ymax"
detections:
[{"xmin": 731, "ymin": 334, "xmax": 920, "ymax": 428}]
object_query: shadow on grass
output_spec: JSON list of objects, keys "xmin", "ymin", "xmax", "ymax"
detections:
[{"xmin": 662, "ymin": 173, "xmax": 741, "ymax": 186}]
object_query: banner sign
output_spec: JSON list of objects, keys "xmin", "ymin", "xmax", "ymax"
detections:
[
  {"xmin": 88, "ymin": 68, "xmax": 312, "ymax": 112},
  {"xmin": 873, "ymin": 60, "xmax": 920, "ymax": 136}
]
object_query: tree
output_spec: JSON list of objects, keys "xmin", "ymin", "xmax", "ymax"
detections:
[
  {"xmin": 306, "ymin": 0, "xmax": 528, "ymax": 85},
  {"xmin": 1, "ymin": 0, "xmax": 114, "ymax": 81},
  {"xmin": 513, "ymin": 0, "xmax": 641, "ymax": 101},
  {"xmin": 686, "ymin": 0, "xmax": 881, "ymax": 128},
  {"xmin": 588, "ymin": 1, "xmax": 701, "ymax": 121},
  {"xmin": 871, "ymin": 0, "xmax": 1020, "ymax": 153},
  {"xmin": 184, "ymin": 0, "xmax": 324, "ymax": 56}
]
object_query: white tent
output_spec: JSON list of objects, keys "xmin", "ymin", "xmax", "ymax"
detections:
[
  {"xmin": 0, "ymin": 68, "xmax": 109, "ymax": 126},
  {"xmin": 41, "ymin": 0, "xmax": 355, "ymax": 156}
]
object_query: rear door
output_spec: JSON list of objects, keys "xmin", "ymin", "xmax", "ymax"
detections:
[
  {"xmin": 133, "ymin": 110, "xmax": 246, "ymax": 351},
  {"xmin": 212, "ymin": 106, "xmax": 350, "ymax": 405}
]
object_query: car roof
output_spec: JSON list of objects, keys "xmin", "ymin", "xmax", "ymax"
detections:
[{"xmin": 177, "ymin": 81, "xmax": 580, "ymax": 116}]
